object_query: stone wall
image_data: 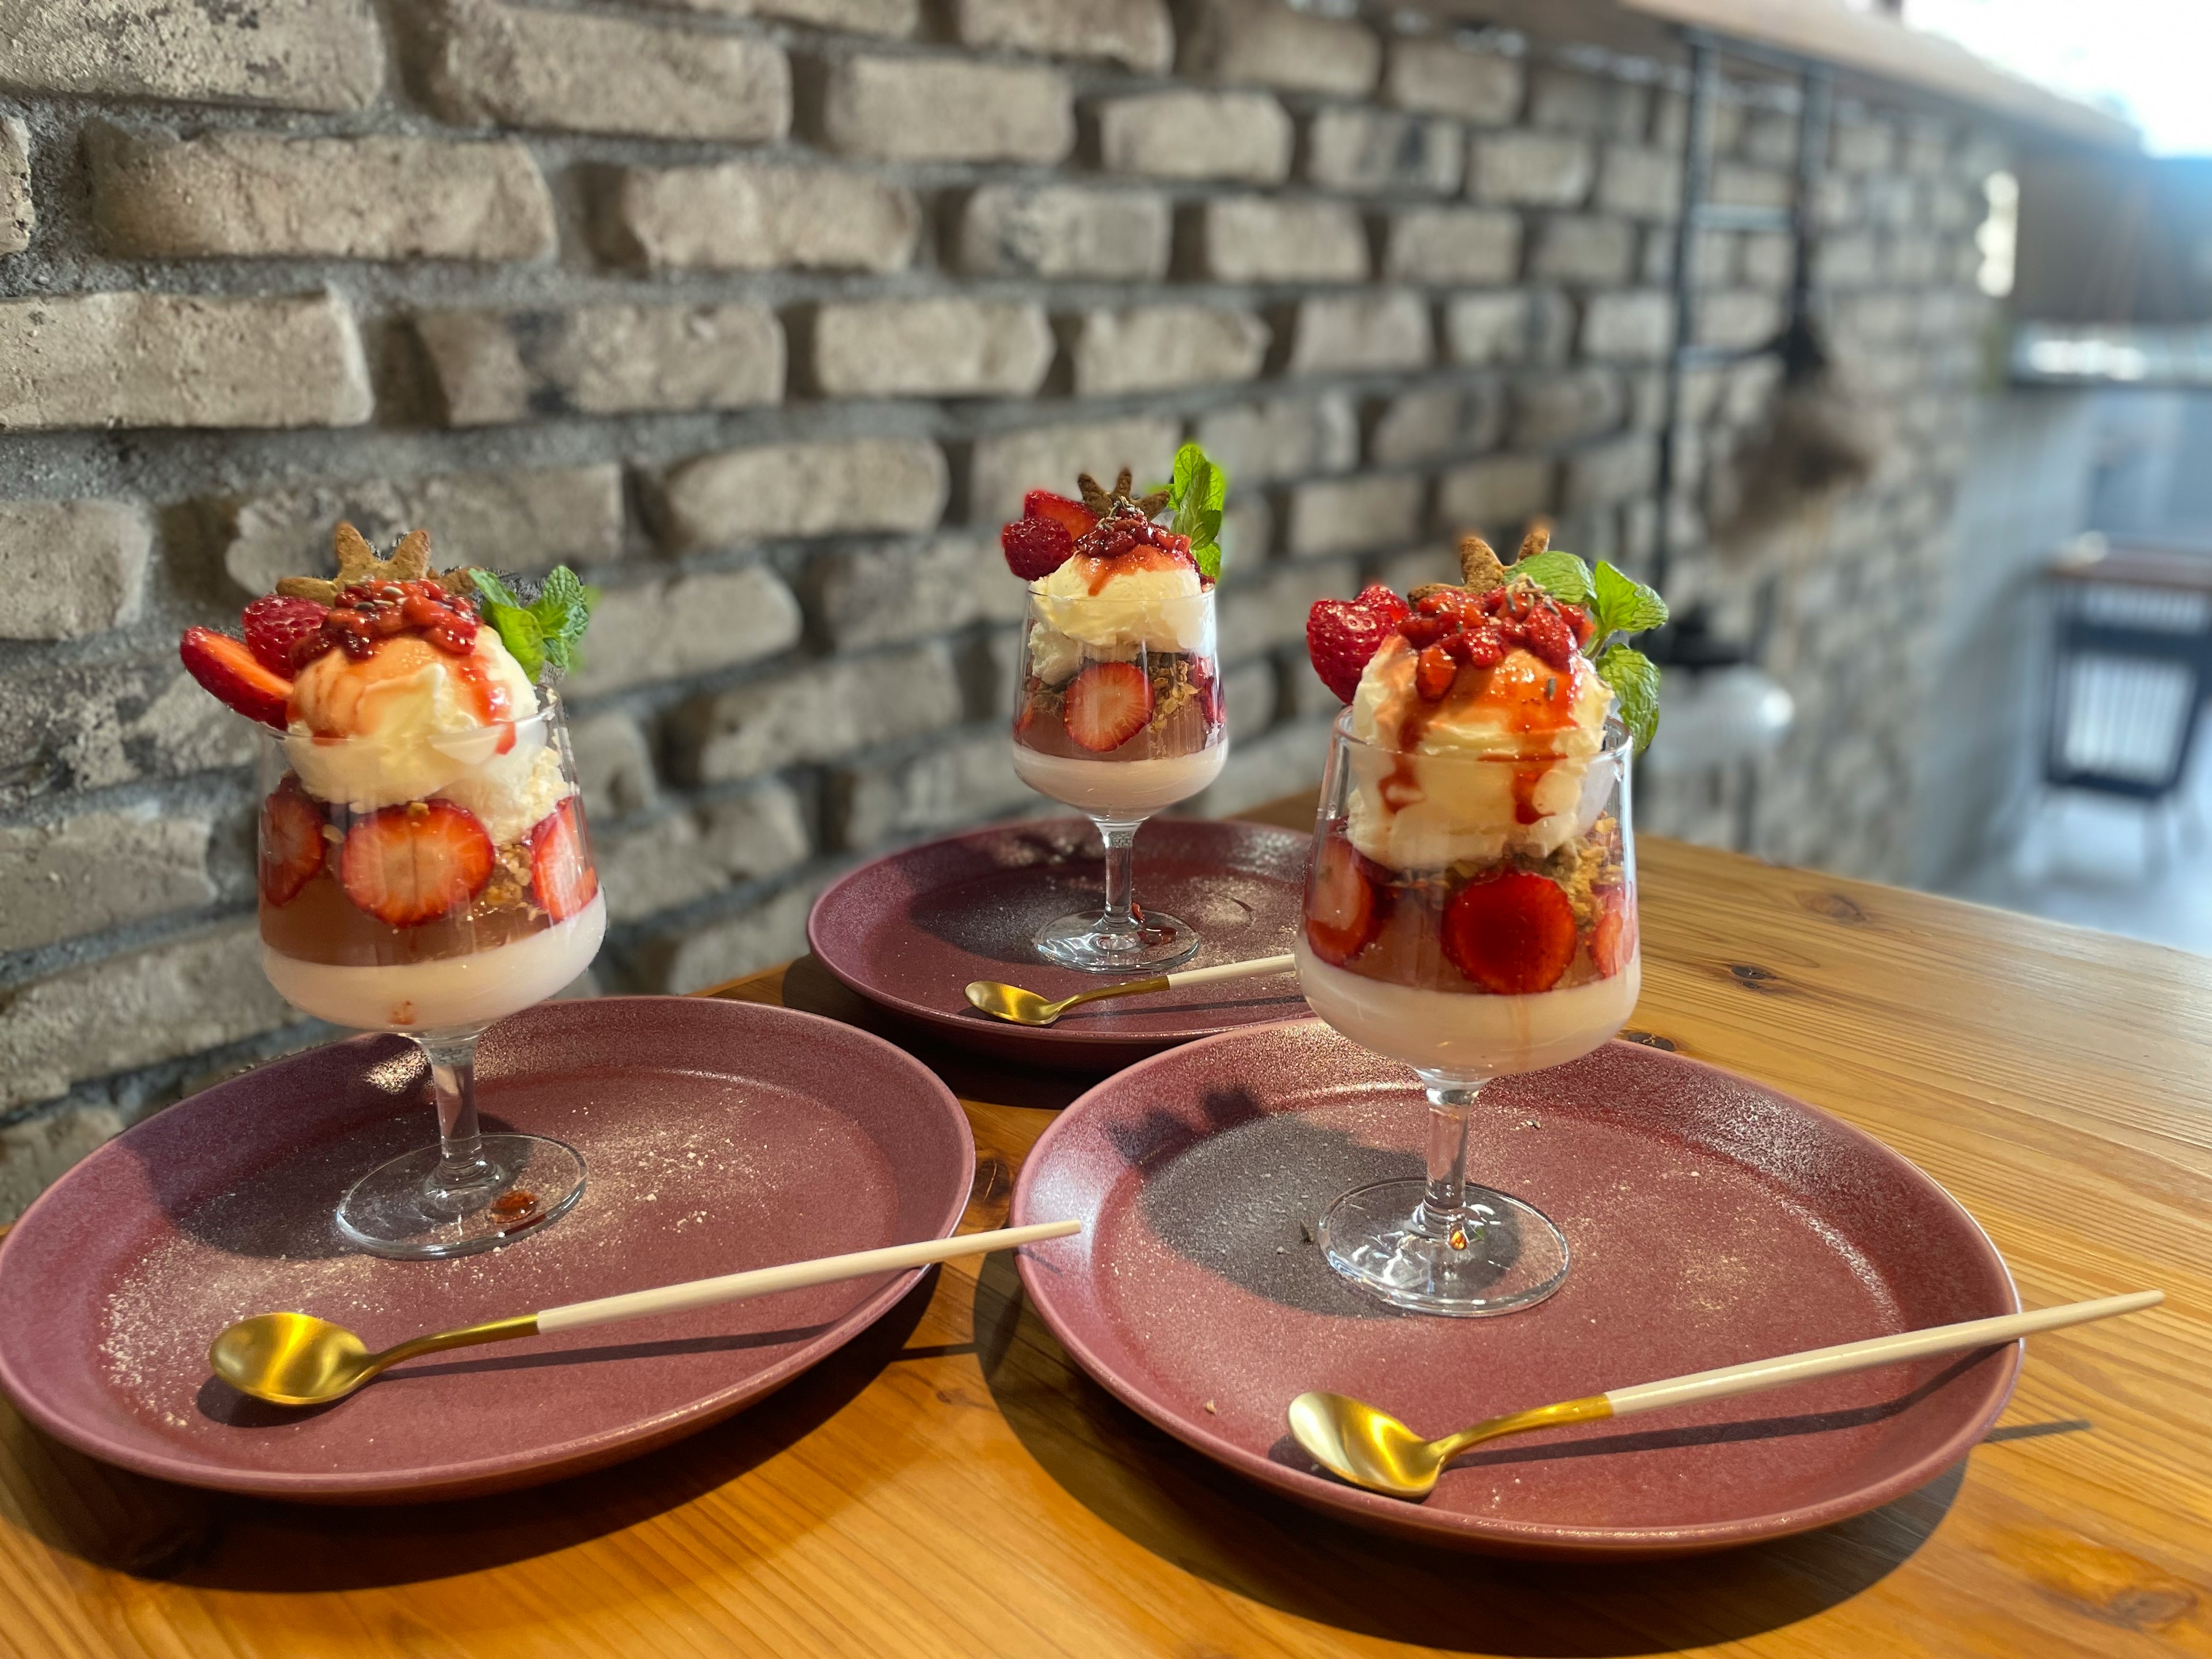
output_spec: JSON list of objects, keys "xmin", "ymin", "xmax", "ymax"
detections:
[{"xmin": 0, "ymin": 0, "xmax": 2000, "ymax": 1216}]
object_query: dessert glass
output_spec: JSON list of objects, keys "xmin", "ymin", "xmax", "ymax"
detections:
[
  {"xmin": 1010, "ymin": 586, "xmax": 1228, "ymax": 971},
  {"xmin": 253, "ymin": 697, "xmax": 606, "ymax": 1259},
  {"xmin": 1293, "ymin": 713, "xmax": 1639, "ymax": 1315}
]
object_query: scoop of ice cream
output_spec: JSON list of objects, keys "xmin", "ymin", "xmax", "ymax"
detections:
[
  {"xmin": 285, "ymin": 629, "xmax": 544, "ymax": 820},
  {"xmin": 1344, "ymin": 637, "xmax": 1615, "ymax": 870},
  {"xmin": 1031, "ymin": 546, "xmax": 1209, "ymax": 655}
]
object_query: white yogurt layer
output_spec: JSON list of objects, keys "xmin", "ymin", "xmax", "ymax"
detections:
[
  {"xmin": 1013, "ymin": 742, "xmax": 1227, "ymax": 818},
  {"xmin": 263, "ymin": 893, "xmax": 606, "ymax": 1035},
  {"xmin": 1294, "ymin": 938, "xmax": 1639, "ymax": 1076},
  {"xmin": 1030, "ymin": 561, "xmax": 1211, "ymax": 657}
]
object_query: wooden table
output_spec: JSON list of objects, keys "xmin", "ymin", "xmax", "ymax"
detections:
[{"xmin": 3, "ymin": 803, "xmax": 2208, "ymax": 1658}]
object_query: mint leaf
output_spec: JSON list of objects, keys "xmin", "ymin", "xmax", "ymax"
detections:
[
  {"xmin": 1191, "ymin": 540, "xmax": 1221, "ymax": 583},
  {"xmin": 1514, "ymin": 549, "xmax": 1594, "ymax": 605},
  {"xmin": 1593, "ymin": 561, "xmax": 1669, "ymax": 638},
  {"xmin": 1160, "ymin": 441, "xmax": 1229, "ymax": 582},
  {"xmin": 486, "ymin": 603, "xmax": 546, "ymax": 679},
  {"xmin": 1596, "ymin": 644, "xmax": 1661, "ymax": 751},
  {"xmin": 469, "ymin": 568, "xmax": 523, "ymax": 610}
]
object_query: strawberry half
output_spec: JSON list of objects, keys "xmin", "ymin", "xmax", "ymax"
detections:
[
  {"xmin": 339, "ymin": 800, "xmax": 494, "ymax": 927},
  {"xmin": 1304, "ymin": 836, "xmax": 1385, "ymax": 967},
  {"xmin": 1002, "ymin": 516, "xmax": 1073, "ymax": 581},
  {"xmin": 259, "ymin": 782, "xmax": 328, "ymax": 907},
  {"xmin": 179, "ymin": 626, "xmax": 293, "ymax": 729},
  {"xmin": 1441, "ymin": 871, "xmax": 1578, "ymax": 995},
  {"xmin": 1024, "ymin": 490, "xmax": 1098, "ymax": 540},
  {"xmin": 1590, "ymin": 888, "xmax": 1638, "ymax": 978},
  {"xmin": 242, "ymin": 594, "xmax": 331, "ymax": 676},
  {"xmin": 1063, "ymin": 661, "xmax": 1154, "ymax": 752},
  {"xmin": 1306, "ymin": 599, "xmax": 1393, "ymax": 703},
  {"xmin": 1353, "ymin": 584, "xmax": 1412, "ymax": 628},
  {"xmin": 529, "ymin": 797, "xmax": 600, "ymax": 922}
]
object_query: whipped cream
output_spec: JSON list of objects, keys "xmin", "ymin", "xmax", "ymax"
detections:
[{"xmin": 1030, "ymin": 553, "xmax": 1210, "ymax": 656}]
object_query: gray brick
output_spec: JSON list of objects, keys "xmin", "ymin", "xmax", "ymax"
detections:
[
  {"xmin": 1306, "ymin": 109, "xmax": 1462, "ymax": 194},
  {"xmin": 1832, "ymin": 116, "xmax": 1899, "ymax": 173},
  {"xmin": 1596, "ymin": 145, "xmax": 1681, "ymax": 219},
  {"xmin": 1218, "ymin": 494, "xmax": 1273, "ymax": 573},
  {"xmin": 1384, "ymin": 205, "xmax": 1518, "ymax": 284},
  {"xmin": 1179, "ymin": 0, "xmax": 1378, "ymax": 96},
  {"xmin": 1097, "ymin": 90, "xmax": 1290, "ymax": 182},
  {"xmin": 1563, "ymin": 431, "xmax": 1658, "ymax": 509},
  {"xmin": 969, "ymin": 416, "xmax": 1178, "ymax": 523},
  {"xmin": 652, "ymin": 884, "xmax": 815, "ymax": 995},
  {"xmin": 658, "ymin": 0, "xmax": 914, "ymax": 31},
  {"xmin": 412, "ymin": 0, "xmax": 788, "ymax": 141},
  {"xmin": 1711, "ymin": 162, "xmax": 1793, "ymax": 211},
  {"xmin": 1653, "ymin": 90, "xmax": 1746, "ymax": 157},
  {"xmin": 1286, "ymin": 291, "xmax": 1431, "ymax": 377},
  {"xmin": 0, "ymin": 501, "xmax": 149, "ymax": 641},
  {"xmin": 1742, "ymin": 108, "xmax": 1800, "ymax": 170},
  {"xmin": 1073, "ymin": 305, "xmax": 1267, "ymax": 396},
  {"xmin": 0, "ymin": 923, "xmax": 302, "ymax": 1113},
  {"xmin": 1286, "ymin": 475, "xmax": 1424, "ymax": 559},
  {"xmin": 0, "ymin": 1105, "xmax": 124, "ymax": 1228},
  {"xmin": 566, "ymin": 710, "xmax": 658, "ymax": 823},
  {"xmin": 418, "ymin": 304, "xmax": 781, "ymax": 426},
  {"xmin": 815, "ymin": 300, "xmax": 1052, "ymax": 399},
  {"xmin": 678, "ymin": 644, "xmax": 965, "ymax": 783},
  {"xmin": 1442, "ymin": 291, "xmax": 1535, "ymax": 365},
  {"xmin": 1187, "ymin": 713, "xmax": 1332, "ymax": 817},
  {"xmin": 1218, "ymin": 559, "xmax": 1357, "ymax": 661},
  {"xmin": 1697, "ymin": 289, "xmax": 1784, "ymax": 350},
  {"xmin": 596, "ymin": 161, "xmax": 918, "ymax": 274},
  {"xmin": 818, "ymin": 533, "xmax": 1016, "ymax": 650},
  {"xmin": 569, "ymin": 566, "xmax": 803, "ymax": 696},
  {"xmin": 1527, "ymin": 66, "xmax": 1647, "ymax": 141},
  {"xmin": 1527, "ymin": 215, "xmax": 1637, "ymax": 285},
  {"xmin": 1384, "ymin": 40, "xmax": 1520, "ymax": 124},
  {"xmin": 833, "ymin": 730, "xmax": 1029, "ymax": 850},
  {"xmin": 1221, "ymin": 660, "xmax": 1276, "ymax": 736},
  {"xmin": 211, "ymin": 466, "xmax": 624, "ymax": 597},
  {"xmin": 1369, "ymin": 384, "xmax": 1493, "ymax": 466},
  {"xmin": 661, "ymin": 438, "xmax": 948, "ymax": 552},
  {"xmin": 1438, "ymin": 454, "xmax": 1553, "ymax": 534},
  {"xmin": 0, "ymin": 291, "xmax": 369, "ymax": 431},
  {"xmin": 85, "ymin": 126, "xmax": 552, "ymax": 263},
  {"xmin": 1, "ymin": 118, "xmax": 29, "ymax": 255},
  {"xmin": 598, "ymin": 785, "xmax": 810, "ymax": 923},
  {"xmin": 1195, "ymin": 394, "xmax": 1357, "ymax": 486},
  {"xmin": 0, "ymin": 806, "xmax": 214, "ymax": 955},
  {"xmin": 1195, "ymin": 197, "xmax": 1366, "ymax": 283},
  {"xmin": 0, "ymin": 0, "xmax": 381, "ymax": 110},
  {"xmin": 1740, "ymin": 230, "xmax": 1793, "ymax": 289},
  {"xmin": 959, "ymin": 183, "xmax": 1169, "ymax": 279},
  {"xmin": 1511, "ymin": 366, "xmax": 1626, "ymax": 447},
  {"xmin": 1580, "ymin": 290, "xmax": 1673, "ymax": 361},
  {"xmin": 953, "ymin": 0, "xmax": 1170, "ymax": 71},
  {"xmin": 1468, "ymin": 130, "xmax": 1594, "ymax": 207},
  {"xmin": 0, "ymin": 658, "xmax": 250, "ymax": 810},
  {"xmin": 822, "ymin": 55, "xmax": 1070, "ymax": 163}
]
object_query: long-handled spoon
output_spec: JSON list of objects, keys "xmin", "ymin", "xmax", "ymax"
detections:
[
  {"xmin": 210, "ymin": 1218, "xmax": 1081, "ymax": 1407},
  {"xmin": 965, "ymin": 953, "xmax": 1297, "ymax": 1027},
  {"xmin": 1290, "ymin": 1289, "xmax": 2163, "ymax": 1499}
]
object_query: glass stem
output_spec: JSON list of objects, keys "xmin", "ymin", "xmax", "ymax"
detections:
[
  {"xmin": 1094, "ymin": 816, "xmax": 1143, "ymax": 939},
  {"xmin": 1414, "ymin": 1076, "xmax": 1485, "ymax": 1245},
  {"xmin": 419, "ymin": 1031, "xmax": 498, "ymax": 1211}
]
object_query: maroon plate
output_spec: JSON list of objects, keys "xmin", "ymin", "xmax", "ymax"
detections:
[
  {"xmin": 0, "ymin": 997, "xmax": 973, "ymax": 1503},
  {"xmin": 806, "ymin": 817, "xmax": 1310, "ymax": 1071},
  {"xmin": 1011, "ymin": 1021, "xmax": 2020, "ymax": 1558}
]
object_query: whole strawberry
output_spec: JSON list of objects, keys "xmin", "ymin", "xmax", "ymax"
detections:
[
  {"xmin": 1002, "ymin": 516, "xmax": 1073, "ymax": 581},
  {"xmin": 1306, "ymin": 599, "xmax": 1393, "ymax": 703}
]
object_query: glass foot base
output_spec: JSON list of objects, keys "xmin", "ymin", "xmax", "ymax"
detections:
[
  {"xmin": 336, "ymin": 1134, "xmax": 585, "ymax": 1260},
  {"xmin": 1319, "ymin": 1177, "xmax": 1569, "ymax": 1317},
  {"xmin": 1033, "ymin": 908, "xmax": 1202, "ymax": 972}
]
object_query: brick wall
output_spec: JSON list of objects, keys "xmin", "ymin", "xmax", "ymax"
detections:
[{"xmin": 0, "ymin": 0, "xmax": 2000, "ymax": 1216}]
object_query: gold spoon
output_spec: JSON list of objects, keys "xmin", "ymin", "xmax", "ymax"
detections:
[
  {"xmin": 209, "ymin": 1219, "xmax": 1080, "ymax": 1407},
  {"xmin": 1289, "ymin": 1290, "xmax": 2162, "ymax": 1499},
  {"xmin": 965, "ymin": 953, "xmax": 1296, "ymax": 1027}
]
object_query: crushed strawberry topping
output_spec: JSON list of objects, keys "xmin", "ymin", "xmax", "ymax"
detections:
[
  {"xmin": 1306, "ymin": 579, "xmax": 1593, "ymax": 704},
  {"xmin": 321, "ymin": 579, "xmax": 479, "ymax": 661}
]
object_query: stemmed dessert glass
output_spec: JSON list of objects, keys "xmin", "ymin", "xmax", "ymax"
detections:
[
  {"xmin": 253, "ymin": 696, "xmax": 606, "ymax": 1259},
  {"xmin": 1009, "ymin": 588, "xmax": 1228, "ymax": 971},
  {"xmin": 1291, "ymin": 714, "xmax": 1640, "ymax": 1316}
]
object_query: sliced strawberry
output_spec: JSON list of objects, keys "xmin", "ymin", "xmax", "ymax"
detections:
[
  {"xmin": 528, "ymin": 797, "xmax": 599, "ymax": 922},
  {"xmin": 1024, "ymin": 490, "xmax": 1099, "ymax": 540},
  {"xmin": 1415, "ymin": 643, "xmax": 1458, "ymax": 702},
  {"xmin": 1399, "ymin": 613, "xmax": 1448, "ymax": 649},
  {"xmin": 1304, "ymin": 836, "xmax": 1385, "ymax": 967},
  {"xmin": 1441, "ymin": 871, "xmax": 1578, "ymax": 995},
  {"xmin": 1521, "ymin": 604, "xmax": 1578, "ymax": 670},
  {"xmin": 1590, "ymin": 888, "xmax": 1638, "ymax": 978},
  {"xmin": 1562, "ymin": 602, "xmax": 1596, "ymax": 647},
  {"xmin": 339, "ymin": 800, "xmax": 494, "ymax": 927},
  {"xmin": 1353, "ymin": 584, "xmax": 1411, "ymax": 628},
  {"xmin": 259, "ymin": 782, "xmax": 328, "ymax": 907},
  {"xmin": 1305, "ymin": 599, "xmax": 1392, "ymax": 703},
  {"xmin": 179, "ymin": 627, "xmax": 293, "ymax": 728},
  {"xmin": 1063, "ymin": 661, "xmax": 1154, "ymax": 753},
  {"xmin": 1002, "ymin": 516, "xmax": 1073, "ymax": 581},
  {"xmin": 241, "ymin": 594, "xmax": 331, "ymax": 676}
]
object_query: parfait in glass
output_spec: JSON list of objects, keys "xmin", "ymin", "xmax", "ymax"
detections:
[
  {"xmin": 1002, "ymin": 450, "xmax": 1229, "ymax": 971},
  {"xmin": 181, "ymin": 524, "xmax": 604, "ymax": 1259},
  {"xmin": 1293, "ymin": 531, "xmax": 1662, "ymax": 1315}
]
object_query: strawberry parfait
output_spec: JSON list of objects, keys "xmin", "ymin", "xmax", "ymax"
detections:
[
  {"xmin": 1001, "ymin": 446, "xmax": 1229, "ymax": 971},
  {"xmin": 178, "ymin": 523, "xmax": 604, "ymax": 1258},
  {"xmin": 1293, "ymin": 528, "xmax": 1666, "ymax": 1315}
]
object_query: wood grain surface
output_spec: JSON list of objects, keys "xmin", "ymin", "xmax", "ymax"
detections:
[{"xmin": 1, "ymin": 800, "xmax": 2206, "ymax": 1659}]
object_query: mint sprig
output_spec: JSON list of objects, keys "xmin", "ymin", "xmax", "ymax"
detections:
[
  {"xmin": 469, "ymin": 566, "xmax": 599, "ymax": 683},
  {"xmin": 1510, "ymin": 552, "xmax": 1670, "ymax": 751},
  {"xmin": 1150, "ymin": 441, "xmax": 1227, "ymax": 583}
]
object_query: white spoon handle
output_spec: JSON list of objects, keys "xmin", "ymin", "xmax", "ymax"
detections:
[
  {"xmin": 1163, "ymin": 953, "xmax": 1297, "ymax": 990},
  {"xmin": 1604, "ymin": 1290, "xmax": 2162, "ymax": 1417},
  {"xmin": 535, "ymin": 1219, "xmax": 1081, "ymax": 1334}
]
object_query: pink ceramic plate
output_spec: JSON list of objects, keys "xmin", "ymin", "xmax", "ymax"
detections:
[
  {"xmin": 0, "ymin": 997, "xmax": 973, "ymax": 1503},
  {"xmin": 807, "ymin": 817, "xmax": 1310, "ymax": 1071},
  {"xmin": 1011, "ymin": 1021, "xmax": 2020, "ymax": 1558}
]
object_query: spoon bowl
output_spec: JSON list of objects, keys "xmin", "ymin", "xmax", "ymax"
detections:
[
  {"xmin": 964, "ymin": 980, "xmax": 1078, "ymax": 1025},
  {"xmin": 1289, "ymin": 1389, "xmax": 1607, "ymax": 1497},
  {"xmin": 209, "ymin": 1312, "xmax": 382, "ymax": 1406}
]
